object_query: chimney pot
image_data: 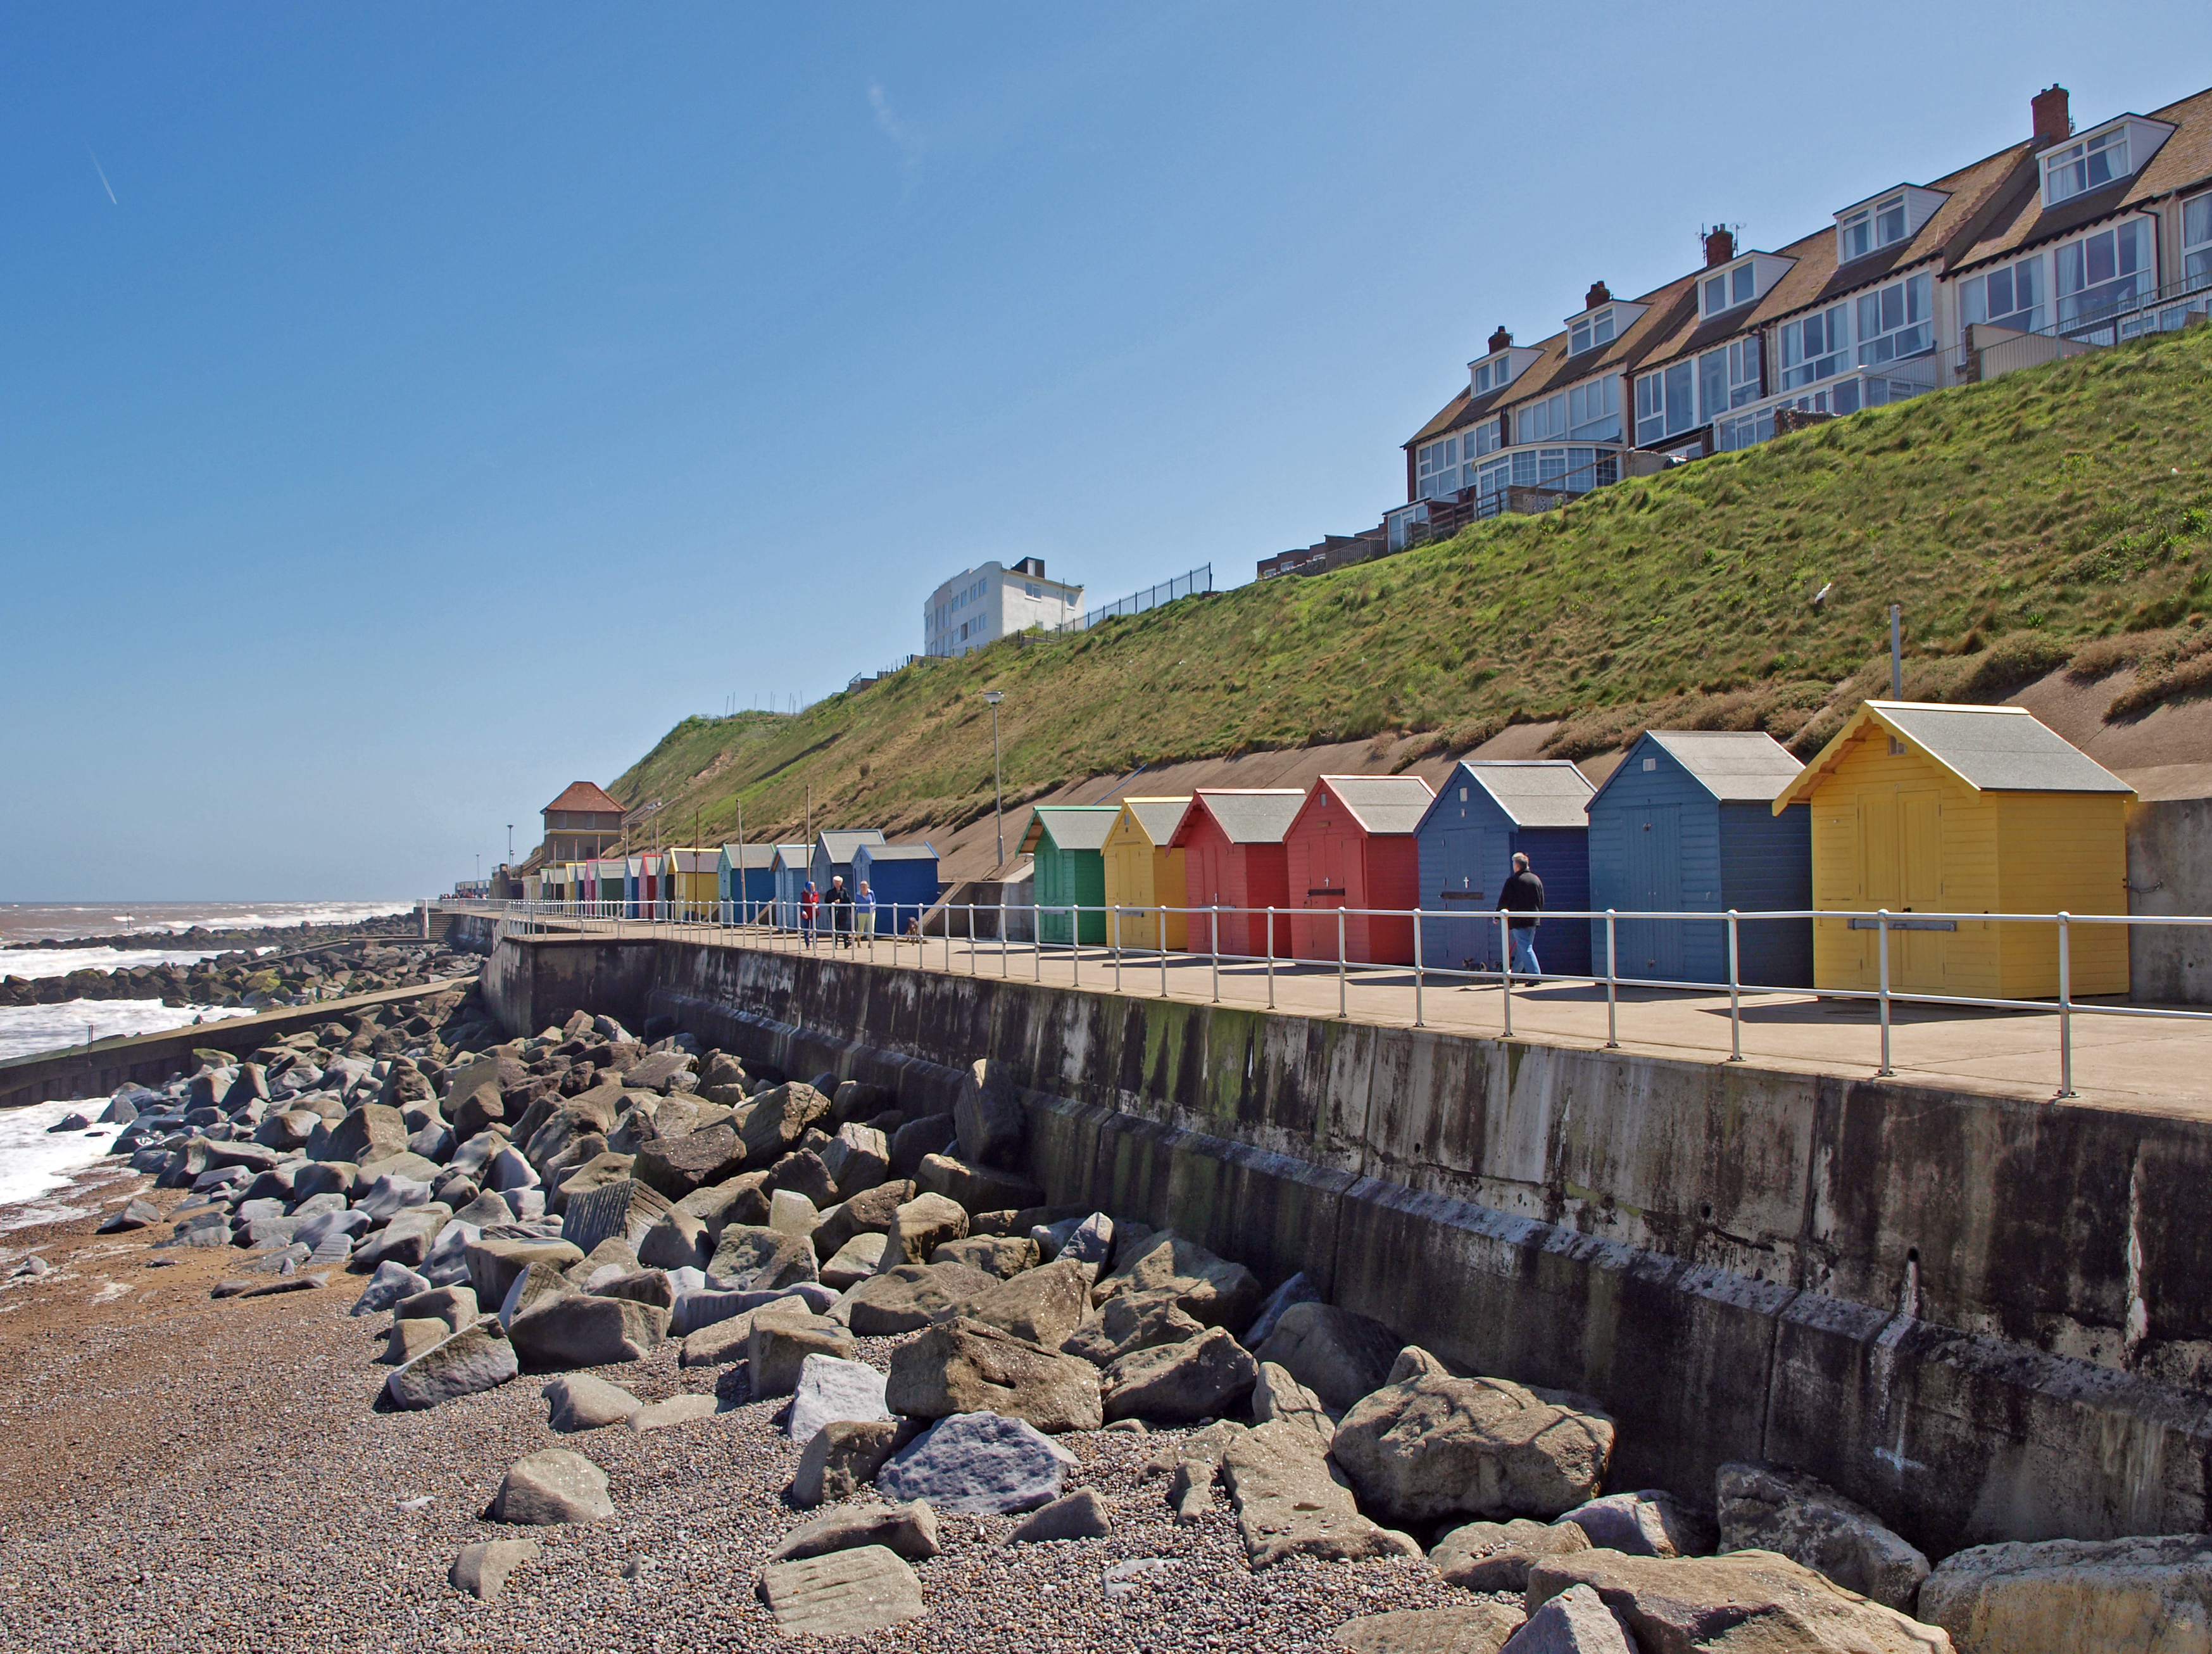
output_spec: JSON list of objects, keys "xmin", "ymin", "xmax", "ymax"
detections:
[
  {"xmin": 1487, "ymin": 325, "xmax": 1513, "ymax": 355},
  {"xmin": 1704, "ymin": 225, "xmax": 1737, "ymax": 268},
  {"xmin": 2032, "ymin": 84, "xmax": 2071, "ymax": 144},
  {"xmin": 1585, "ymin": 281, "xmax": 1612, "ymax": 311}
]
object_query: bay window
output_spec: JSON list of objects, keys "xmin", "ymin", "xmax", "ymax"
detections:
[
  {"xmin": 1415, "ymin": 435, "xmax": 1463, "ymax": 500},
  {"xmin": 2184, "ymin": 192, "xmax": 2211, "ymax": 286},
  {"xmin": 1961, "ymin": 257, "xmax": 2045, "ymax": 334},
  {"xmin": 2042, "ymin": 127, "xmax": 2128, "ymax": 206},
  {"xmin": 1780, "ymin": 305, "xmax": 1851, "ymax": 388},
  {"xmin": 1516, "ymin": 393, "xmax": 1567, "ymax": 444},
  {"xmin": 1698, "ymin": 336, "xmax": 1761, "ymax": 420},
  {"xmin": 1634, "ymin": 362, "xmax": 1695, "ymax": 445},
  {"xmin": 1567, "ymin": 376, "xmax": 1621, "ymax": 441},
  {"xmin": 1469, "ymin": 419, "xmax": 1502, "ymax": 459},
  {"xmin": 2057, "ymin": 219, "xmax": 2152, "ymax": 326},
  {"xmin": 1856, "ymin": 272, "xmax": 1932, "ymax": 365},
  {"xmin": 1569, "ymin": 308, "xmax": 1614, "ymax": 356}
]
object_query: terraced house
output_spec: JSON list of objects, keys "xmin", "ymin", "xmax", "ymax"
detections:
[{"xmin": 1390, "ymin": 82, "xmax": 2212, "ymax": 550}]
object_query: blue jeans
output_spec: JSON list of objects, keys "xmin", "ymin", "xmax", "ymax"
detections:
[{"xmin": 1509, "ymin": 929, "xmax": 1540, "ymax": 977}]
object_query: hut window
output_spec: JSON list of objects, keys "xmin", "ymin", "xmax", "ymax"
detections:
[
  {"xmin": 1459, "ymin": 786, "xmax": 1468, "ymax": 802},
  {"xmin": 1889, "ymin": 738, "xmax": 1906, "ymax": 756},
  {"xmin": 1642, "ymin": 757, "xmax": 1657, "ymax": 771}
]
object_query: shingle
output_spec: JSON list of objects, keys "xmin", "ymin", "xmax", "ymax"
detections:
[{"xmin": 1871, "ymin": 703, "xmax": 2133, "ymax": 793}]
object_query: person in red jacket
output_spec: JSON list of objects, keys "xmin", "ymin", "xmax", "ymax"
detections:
[{"xmin": 799, "ymin": 880, "xmax": 821, "ymax": 947}]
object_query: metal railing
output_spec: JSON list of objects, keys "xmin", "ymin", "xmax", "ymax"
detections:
[
  {"xmin": 1056, "ymin": 564, "xmax": 1212, "ymax": 634},
  {"xmin": 445, "ymin": 896, "xmax": 2212, "ymax": 1101}
]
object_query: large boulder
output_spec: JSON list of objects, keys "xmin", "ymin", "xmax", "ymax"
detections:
[
  {"xmin": 1331, "ymin": 1603, "xmax": 1528, "ymax": 1654},
  {"xmin": 740, "ymin": 1082, "xmax": 832, "ymax": 1163},
  {"xmin": 1497, "ymin": 1584, "xmax": 1638, "ymax": 1653},
  {"xmin": 634, "ymin": 1122, "xmax": 746, "ymax": 1197},
  {"xmin": 465, "ymin": 1237, "xmax": 585, "ymax": 1307},
  {"xmin": 1093, "ymin": 1230, "xmax": 1260, "ymax": 1332},
  {"xmin": 967, "ymin": 1259, "xmax": 1093, "ymax": 1349},
  {"xmin": 679, "ymin": 1296, "xmax": 817, "ymax": 1368},
  {"xmin": 1249, "ymin": 1360, "xmax": 1335, "ymax": 1449},
  {"xmin": 542, "ymin": 1373, "xmax": 643, "ymax": 1432},
  {"xmin": 707, "ymin": 1224, "xmax": 817, "ymax": 1292},
  {"xmin": 821, "ymin": 1233, "xmax": 887, "ymax": 1289},
  {"xmin": 757, "ymin": 1544, "xmax": 925, "ymax": 1638},
  {"xmin": 384, "ymin": 1325, "xmax": 518, "ymax": 1409},
  {"xmin": 489, "ymin": 1449, "xmax": 613, "ymax": 1525},
  {"xmin": 932, "ymin": 1234, "xmax": 1038, "ymax": 1280},
  {"xmin": 820, "ymin": 1124, "xmax": 891, "ymax": 1199},
  {"xmin": 953, "ymin": 1057, "xmax": 1025, "ymax": 1168},
  {"xmin": 876, "ymin": 1411, "xmax": 1075, "ymax": 1515},
  {"xmin": 1150, "ymin": 1418, "xmax": 1247, "ymax": 1524},
  {"xmin": 793, "ymin": 1417, "xmax": 920, "ymax": 1508},
  {"xmin": 560, "ymin": 1177, "xmax": 672, "ymax": 1256},
  {"xmin": 1103, "ymin": 1327, "xmax": 1258, "ymax": 1423},
  {"xmin": 748, "ymin": 1315, "xmax": 858, "ymax": 1398},
  {"xmin": 888, "ymin": 1113, "xmax": 958, "ymax": 1180},
  {"xmin": 813, "ymin": 1178, "xmax": 913, "ymax": 1260},
  {"xmin": 764, "ymin": 1150, "xmax": 838, "ymax": 1211},
  {"xmin": 353, "ymin": 1208, "xmax": 450, "ymax": 1272},
  {"xmin": 507, "ymin": 1293, "xmax": 670, "ymax": 1370},
  {"xmin": 914, "ymin": 1154, "xmax": 1043, "ymax": 1216},
  {"xmin": 846, "ymin": 1263, "xmax": 998, "ymax": 1335},
  {"xmin": 1431, "ymin": 1518, "xmax": 1593, "ymax": 1594},
  {"xmin": 1535, "ymin": 1551, "xmax": 1953, "ymax": 1651},
  {"xmin": 1252, "ymin": 1301, "xmax": 1401, "ymax": 1411},
  {"xmin": 1557, "ymin": 1491, "xmax": 1715, "ymax": 1561},
  {"xmin": 789, "ymin": 1354, "xmax": 893, "ymax": 1446},
  {"xmin": 881, "ymin": 1194, "xmax": 971, "ymax": 1268},
  {"xmin": 317, "ymin": 1103, "xmax": 409, "ymax": 1166},
  {"xmin": 1219, "ymin": 1419, "xmax": 1421, "ymax": 1570},
  {"xmin": 1918, "ymin": 1534, "xmax": 2212, "ymax": 1654},
  {"xmin": 448, "ymin": 1538, "xmax": 539, "ymax": 1603},
  {"xmin": 885, "ymin": 1318, "xmax": 1103, "ymax": 1433},
  {"xmin": 769, "ymin": 1501, "xmax": 940, "ymax": 1563},
  {"xmin": 1717, "ymin": 1461, "xmax": 1930, "ymax": 1614},
  {"xmin": 1332, "ymin": 1374, "xmax": 1615, "ymax": 1526},
  {"xmin": 1064, "ymin": 1287, "xmax": 1206, "ymax": 1367}
]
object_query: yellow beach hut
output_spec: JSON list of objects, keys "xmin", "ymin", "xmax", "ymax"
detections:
[
  {"xmin": 1101, "ymin": 798, "xmax": 1193, "ymax": 950},
  {"xmin": 664, "ymin": 848, "xmax": 719, "ymax": 919},
  {"xmin": 1773, "ymin": 700, "xmax": 2133, "ymax": 998}
]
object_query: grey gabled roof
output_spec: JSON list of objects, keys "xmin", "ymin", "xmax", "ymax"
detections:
[
  {"xmin": 1178, "ymin": 790, "xmax": 1305, "ymax": 846},
  {"xmin": 1868, "ymin": 702, "xmax": 2132, "ymax": 793},
  {"xmin": 718, "ymin": 843, "xmax": 779, "ymax": 869},
  {"xmin": 814, "ymin": 830, "xmax": 887, "ymax": 864},
  {"xmin": 1030, "ymin": 805, "xmax": 1121, "ymax": 854},
  {"xmin": 1455, "ymin": 760, "xmax": 1594, "ymax": 828},
  {"xmin": 772, "ymin": 843, "xmax": 811, "ymax": 872},
  {"xmin": 1120, "ymin": 797, "xmax": 1191, "ymax": 847},
  {"xmin": 1309, "ymin": 775, "xmax": 1436, "ymax": 835},
  {"xmin": 1643, "ymin": 730, "xmax": 1805, "ymax": 803},
  {"xmin": 858, "ymin": 842, "xmax": 939, "ymax": 861}
]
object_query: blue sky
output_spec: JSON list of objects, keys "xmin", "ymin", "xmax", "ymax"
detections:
[{"xmin": 6, "ymin": 4, "xmax": 2209, "ymax": 899}]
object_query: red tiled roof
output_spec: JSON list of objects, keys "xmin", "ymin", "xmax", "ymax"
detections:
[{"xmin": 544, "ymin": 781, "xmax": 624, "ymax": 815}]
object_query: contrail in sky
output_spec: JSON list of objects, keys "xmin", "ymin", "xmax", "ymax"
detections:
[{"xmin": 89, "ymin": 149, "xmax": 116, "ymax": 205}]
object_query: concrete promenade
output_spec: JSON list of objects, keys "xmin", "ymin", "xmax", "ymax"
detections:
[{"xmin": 495, "ymin": 911, "xmax": 2212, "ymax": 1117}]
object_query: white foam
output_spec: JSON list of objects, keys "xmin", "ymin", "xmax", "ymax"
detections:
[
  {"xmin": 0, "ymin": 1099, "xmax": 131, "ymax": 1215},
  {"xmin": 0, "ymin": 947, "xmax": 222, "ymax": 982},
  {"xmin": 0, "ymin": 998, "xmax": 255, "ymax": 1064}
]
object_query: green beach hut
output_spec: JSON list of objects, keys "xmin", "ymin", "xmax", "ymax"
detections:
[{"xmin": 1020, "ymin": 805, "xmax": 1121, "ymax": 947}]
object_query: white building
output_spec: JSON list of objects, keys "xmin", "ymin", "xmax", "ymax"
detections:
[{"xmin": 924, "ymin": 557, "xmax": 1084, "ymax": 658}]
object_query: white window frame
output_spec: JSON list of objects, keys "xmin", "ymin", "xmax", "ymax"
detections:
[
  {"xmin": 2042, "ymin": 126, "xmax": 2129, "ymax": 207},
  {"xmin": 1566, "ymin": 376, "xmax": 1620, "ymax": 442},
  {"xmin": 1568, "ymin": 308, "xmax": 1614, "ymax": 356},
  {"xmin": 1516, "ymin": 393, "xmax": 1567, "ymax": 445},
  {"xmin": 2056, "ymin": 217, "xmax": 2154, "ymax": 327},
  {"xmin": 1855, "ymin": 272, "xmax": 1933, "ymax": 367},
  {"xmin": 1838, "ymin": 193, "xmax": 1908, "ymax": 263},
  {"xmin": 1700, "ymin": 261, "xmax": 1759, "ymax": 317},
  {"xmin": 1473, "ymin": 356, "xmax": 1515, "ymax": 395},
  {"xmin": 1415, "ymin": 434, "xmax": 1463, "ymax": 501},
  {"xmin": 1469, "ymin": 419, "xmax": 1502, "ymax": 460},
  {"xmin": 1633, "ymin": 362, "xmax": 1695, "ymax": 445},
  {"xmin": 1961, "ymin": 255, "xmax": 2047, "ymax": 336},
  {"xmin": 1780, "ymin": 303, "xmax": 1852, "ymax": 389},
  {"xmin": 2183, "ymin": 191, "xmax": 2212, "ymax": 287},
  {"xmin": 1698, "ymin": 335, "xmax": 1761, "ymax": 421}
]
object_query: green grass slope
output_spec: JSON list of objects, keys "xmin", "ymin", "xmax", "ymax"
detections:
[{"xmin": 611, "ymin": 324, "xmax": 2212, "ymax": 849}]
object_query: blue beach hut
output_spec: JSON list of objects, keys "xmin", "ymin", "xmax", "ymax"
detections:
[
  {"xmin": 853, "ymin": 842, "xmax": 941, "ymax": 936},
  {"xmin": 1583, "ymin": 730, "xmax": 1812, "ymax": 987},
  {"xmin": 772, "ymin": 843, "xmax": 814, "ymax": 928},
  {"xmin": 810, "ymin": 830, "xmax": 886, "ymax": 898},
  {"xmin": 1415, "ymin": 761, "xmax": 1594, "ymax": 976},
  {"xmin": 717, "ymin": 843, "xmax": 779, "ymax": 922}
]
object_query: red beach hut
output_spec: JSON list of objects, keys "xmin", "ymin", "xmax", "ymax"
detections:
[
  {"xmin": 1284, "ymin": 775, "xmax": 1435, "ymax": 964},
  {"xmin": 1167, "ymin": 790, "xmax": 1305, "ymax": 958}
]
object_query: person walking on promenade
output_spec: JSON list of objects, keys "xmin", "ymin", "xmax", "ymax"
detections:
[
  {"xmin": 800, "ymin": 880, "xmax": 820, "ymax": 947},
  {"xmin": 855, "ymin": 880, "xmax": 877, "ymax": 943},
  {"xmin": 1499, "ymin": 851, "xmax": 1545, "ymax": 978},
  {"xmin": 827, "ymin": 875, "xmax": 854, "ymax": 947}
]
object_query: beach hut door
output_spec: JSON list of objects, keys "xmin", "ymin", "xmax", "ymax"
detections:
[{"xmin": 1625, "ymin": 807, "xmax": 1684, "ymax": 976}]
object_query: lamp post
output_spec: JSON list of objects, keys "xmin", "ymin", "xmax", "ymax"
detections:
[{"xmin": 982, "ymin": 691, "xmax": 1005, "ymax": 867}]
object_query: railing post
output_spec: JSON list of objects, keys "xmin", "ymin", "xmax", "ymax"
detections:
[
  {"xmin": 1211, "ymin": 906, "xmax": 1221, "ymax": 1003},
  {"xmin": 1113, "ymin": 909, "xmax": 1122, "ymax": 992},
  {"xmin": 1070, "ymin": 909, "xmax": 1079, "ymax": 987},
  {"xmin": 2057, "ymin": 912, "xmax": 2077, "ymax": 1099},
  {"xmin": 1266, "ymin": 907, "xmax": 1275, "ymax": 1010},
  {"xmin": 1876, "ymin": 910, "xmax": 1894, "ymax": 1076},
  {"xmin": 1726, "ymin": 909, "xmax": 1743, "ymax": 1063},
  {"xmin": 1159, "ymin": 906, "xmax": 1168, "ymax": 998},
  {"xmin": 1605, "ymin": 910, "xmax": 1619, "ymax": 1049},
  {"xmin": 1499, "ymin": 911, "xmax": 1513, "ymax": 1038},
  {"xmin": 1337, "ymin": 908, "xmax": 1347, "ymax": 1018},
  {"xmin": 970, "ymin": 906, "xmax": 978, "ymax": 976},
  {"xmin": 1414, "ymin": 907, "xmax": 1425, "ymax": 1028},
  {"xmin": 1035, "ymin": 904, "xmax": 1043, "ymax": 982}
]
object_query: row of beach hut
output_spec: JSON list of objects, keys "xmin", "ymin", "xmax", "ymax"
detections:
[
  {"xmin": 1015, "ymin": 701, "xmax": 2133, "ymax": 996},
  {"xmin": 532, "ymin": 832, "xmax": 942, "ymax": 935}
]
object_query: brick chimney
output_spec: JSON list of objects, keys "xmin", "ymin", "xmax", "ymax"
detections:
[
  {"xmin": 1585, "ymin": 281, "xmax": 1612, "ymax": 311},
  {"xmin": 2032, "ymin": 85, "xmax": 2071, "ymax": 145},
  {"xmin": 1487, "ymin": 325, "xmax": 1513, "ymax": 355},
  {"xmin": 1704, "ymin": 225, "xmax": 1736, "ymax": 268}
]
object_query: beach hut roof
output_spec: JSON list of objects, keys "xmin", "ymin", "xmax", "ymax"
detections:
[
  {"xmin": 1444, "ymin": 761, "xmax": 1595, "ymax": 828},
  {"xmin": 1176, "ymin": 789, "xmax": 1305, "ymax": 847},
  {"xmin": 1117, "ymin": 797, "xmax": 1191, "ymax": 845},
  {"xmin": 1590, "ymin": 730, "xmax": 1804, "ymax": 811},
  {"xmin": 719, "ymin": 843, "xmax": 780, "ymax": 869},
  {"xmin": 1021, "ymin": 805, "xmax": 1122, "ymax": 855},
  {"xmin": 1307, "ymin": 775, "xmax": 1435, "ymax": 835},
  {"xmin": 815, "ymin": 830, "xmax": 887, "ymax": 862},
  {"xmin": 773, "ymin": 843, "xmax": 812, "ymax": 872},
  {"xmin": 860, "ymin": 843, "xmax": 939, "ymax": 861},
  {"xmin": 1775, "ymin": 701, "xmax": 2133, "ymax": 810}
]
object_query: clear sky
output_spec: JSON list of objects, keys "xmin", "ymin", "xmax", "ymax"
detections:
[{"xmin": 6, "ymin": 4, "xmax": 2209, "ymax": 900}]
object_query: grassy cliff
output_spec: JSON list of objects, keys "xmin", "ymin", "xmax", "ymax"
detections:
[{"xmin": 611, "ymin": 324, "xmax": 2212, "ymax": 847}]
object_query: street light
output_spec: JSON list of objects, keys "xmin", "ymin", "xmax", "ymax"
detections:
[{"xmin": 982, "ymin": 691, "xmax": 1005, "ymax": 867}]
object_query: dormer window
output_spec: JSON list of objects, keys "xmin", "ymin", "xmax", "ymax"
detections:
[
  {"xmin": 2044, "ymin": 126, "xmax": 2127, "ymax": 205},
  {"xmin": 1839, "ymin": 194, "xmax": 1909, "ymax": 262},
  {"xmin": 1569, "ymin": 308, "xmax": 1614, "ymax": 355},
  {"xmin": 1473, "ymin": 356, "xmax": 1515, "ymax": 395},
  {"xmin": 1701, "ymin": 262, "xmax": 1757, "ymax": 316}
]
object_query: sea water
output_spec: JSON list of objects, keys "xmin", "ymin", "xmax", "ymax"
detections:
[{"xmin": 0, "ymin": 899, "xmax": 410, "ymax": 946}]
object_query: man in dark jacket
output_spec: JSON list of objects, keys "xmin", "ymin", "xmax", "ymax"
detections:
[
  {"xmin": 1499, "ymin": 852, "xmax": 1544, "ymax": 978},
  {"xmin": 827, "ymin": 875, "xmax": 855, "ymax": 946}
]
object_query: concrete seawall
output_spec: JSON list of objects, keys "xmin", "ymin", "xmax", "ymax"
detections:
[{"xmin": 482, "ymin": 930, "xmax": 2212, "ymax": 1561}]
